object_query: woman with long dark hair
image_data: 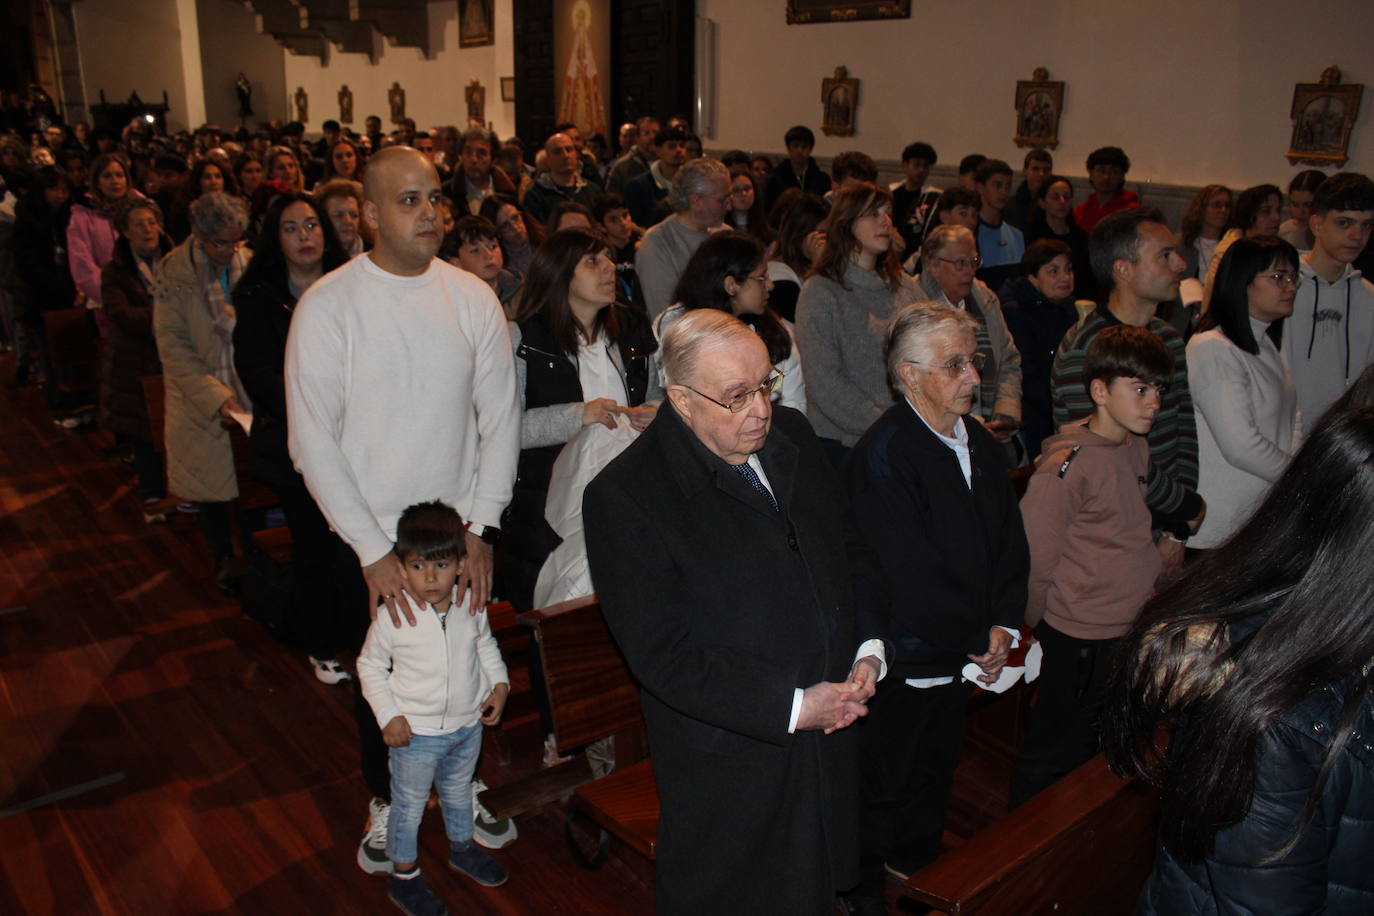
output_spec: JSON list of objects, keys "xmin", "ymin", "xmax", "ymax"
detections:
[
  {"xmin": 765, "ymin": 190, "xmax": 827, "ymax": 322},
  {"xmin": 1104, "ymin": 406, "xmax": 1374, "ymax": 913},
  {"xmin": 658, "ymin": 229, "xmax": 805, "ymax": 410},
  {"xmin": 795, "ymin": 182, "xmax": 920, "ymax": 464},
  {"xmin": 504, "ymin": 227, "xmax": 661, "ymax": 611},
  {"xmin": 1186, "ymin": 236, "xmax": 1299, "ymax": 549},
  {"xmin": 232, "ymin": 192, "xmax": 350, "ymax": 680},
  {"xmin": 479, "ymin": 194, "xmax": 539, "ymax": 277},
  {"xmin": 725, "ymin": 166, "xmax": 772, "ymax": 246}
]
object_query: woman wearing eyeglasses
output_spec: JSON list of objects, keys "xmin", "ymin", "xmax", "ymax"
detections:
[
  {"xmin": 232, "ymin": 192, "xmax": 351, "ymax": 682},
  {"xmin": 1185, "ymin": 236, "xmax": 1300, "ymax": 550},
  {"xmin": 915, "ymin": 224, "xmax": 1025, "ymax": 464},
  {"xmin": 840, "ymin": 302, "xmax": 1029, "ymax": 913},
  {"xmin": 657, "ymin": 230, "xmax": 806, "ymax": 411},
  {"xmin": 795, "ymin": 182, "xmax": 920, "ymax": 466},
  {"xmin": 505, "ymin": 227, "xmax": 662, "ymax": 612}
]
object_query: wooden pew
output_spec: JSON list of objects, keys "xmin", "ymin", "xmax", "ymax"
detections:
[
  {"xmin": 901, "ymin": 753, "xmax": 1156, "ymax": 914},
  {"xmin": 477, "ymin": 595, "xmax": 657, "ymax": 870}
]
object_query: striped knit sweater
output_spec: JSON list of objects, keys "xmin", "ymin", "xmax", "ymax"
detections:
[{"xmin": 1050, "ymin": 305, "xmax": 1202, "ymax": 533}]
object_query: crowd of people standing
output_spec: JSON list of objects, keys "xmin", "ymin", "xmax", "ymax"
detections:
[{"xmin": 3, "ymin": 88, "xmax": 1374, "ymax": 915}]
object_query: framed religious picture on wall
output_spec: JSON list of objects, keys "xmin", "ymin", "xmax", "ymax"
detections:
[
  {"xmin": 500, "ymin": 77, "xmax": 516, "ymax": 103},
  {"xmin": 1013, "ymin": 68, "xmax": 1064, "ymax": 150},
  {"xmin": 787, "ymin": 0, "xmax": 910, "ymax": 24},
  {"xmin": 459, "ymin": 0, "xmax": 494, "ymax": 48},
  {"xmin": 1287, "ymin": 66, "xmax": 1363, "ymax": 167},
  {"xmin": 466, "ymin": 79, "xmax": 486, "ymax": 124},
  {"xmin": 821, "ymin": 66, "xmax": 858, "ymax": 137}
]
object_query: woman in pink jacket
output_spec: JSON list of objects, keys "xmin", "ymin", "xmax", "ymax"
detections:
[{"xmin": 67, "ymin": 152, "xmax": 139, "ymax": 321}]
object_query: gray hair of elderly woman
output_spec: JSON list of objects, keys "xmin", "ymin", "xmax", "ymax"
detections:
[
  {"xmin": 661, "ymin": 308, "xmax": 759, "ymax": 388},
  {"xmin": 919, "ymin": 223, "xmax": 976, "ymax": 270},
  {"xmin": 668, "ymin": 157, "xmax": 729, "ymax": 213},
  {"xmin": 884, "ymin": 301, "xmax": 981, "ymax": 390},
  {"xmin": 189, "ymin": 191, "xmax": 248, "ymax": 241}
]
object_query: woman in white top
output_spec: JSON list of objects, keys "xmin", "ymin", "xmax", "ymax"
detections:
[
  {"xmin": 1200, "ymin": 184, "xmax": 1284, "ymax": 314},
  {"xmin": 506, "ymin": 227, "xmax": 661, "ymax": 610},
  {"xmin": 1187, "ymin": 236, "xmax": 1300, "ymax": 548},
  {"xmin": 654, "ymin": 229, "xmax": 806, "ymax": 412}
]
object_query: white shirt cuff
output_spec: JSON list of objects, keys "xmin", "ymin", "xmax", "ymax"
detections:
[{"xmin": 788, "ymin": 688, "xmax": 804, "ymax": 734}]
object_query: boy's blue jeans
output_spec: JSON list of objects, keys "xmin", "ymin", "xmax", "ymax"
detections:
[{"xmin": 386, "ymin": 722, "xmax": 483, "ymax": 863}]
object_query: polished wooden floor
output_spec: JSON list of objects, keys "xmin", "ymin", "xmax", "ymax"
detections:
[{"xmin": 0, "ymin": 358, "xmax": 654, "ymax": 915}]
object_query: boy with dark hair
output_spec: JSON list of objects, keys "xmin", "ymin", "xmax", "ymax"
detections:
[
  {"xmin": 446, "ymin": 216, "xmax": 521, "ymax": 313},
  {"xmin": 1052, "ymin": 208, "xmax": 1205, "ymax": 573},
  {"xmin": 765, "ymin": 124, "xmax": 831, "ymax": 209},
  {"xmin": 1011, "ymin": 325, "xmax": 1181, "ymax": 807},
  {"xmin": 593, "ymin": 192, "xmax": 646, "ymax": 310},
  {"xmin": 1005, "ymin": 148, "xmax": 1053, "ymax": 231},
  {"xmin": 1286, "ymin": 171, "xmax": 1374, "ymax": 423},
  {"xmin": 893, "ymin": 141, "xmax": 941, "ymax": 252},
  {"xmin": 1074, "ymin": 146, "xmax": 1137, "ymax": 231},
  {"xmin": 357, "ymin": 500, "xmax": 513, "ymax": 916},
  {"xmin": 830, "ymin": 150, "xmax": 878, "ymax": 189},
  {"xmin": 974, "ymin": 158, "xmax": 1024, "ymax": 267},
  {"xmin": 957, "ymin": 153, "xmax": 986, "ymax": 189}
]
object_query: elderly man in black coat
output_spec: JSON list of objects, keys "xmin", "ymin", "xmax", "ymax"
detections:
[{"xmin": 584, "ymin": 309, "xmax": 888, "ymax": 915}]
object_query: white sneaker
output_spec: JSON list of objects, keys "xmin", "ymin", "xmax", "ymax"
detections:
[
  {"xmin": 357, "ymin": 796, "xmax": 394, "ymax": 875},
  {"xmin": 309, "ymin": 655, "xmax": 352, "ymax": 685},
  {"xmin": 470, "ymin": 779, "xmax": 517, "ymax": 849}
]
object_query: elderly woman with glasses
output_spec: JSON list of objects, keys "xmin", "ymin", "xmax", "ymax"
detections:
[
  {"xmin": 1185, "ymin": 236, "xmax": 1300, "ymax": 549},
  {"xmin": 154, "ymin": 191, "xmax": 253, "ymax": 592},
  {"xmin": 840, "ymin": 301, "xmax": 1029, "ymax": 913},
  {"xmin": 915, "ymin": 224, "xmax": 1025, "ymax": 461}
]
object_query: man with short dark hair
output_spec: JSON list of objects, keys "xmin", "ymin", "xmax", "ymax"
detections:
[
  {"xmin": 445, "ymin": 127, "xmax": 517, "ymax": 215},
  {"xmin": 974, "ymin": 159, "xmax": 1024, "ymax": 267},
  {"xmin": 893, "ymin": 141, "xmax": 941, "ymax": 252},
  {"xmin": 622, "ymin": 126, "xmax": 688, "ymax": 228},
  {"xmin": 584, "ymin": 308, "xmax": 885, "ymax": 916},
  {"xmin": 521, "ymin": 131, "xmax": 604, "ymax": 227},
  {"xmin": 1005, "ymin": 148, "xmax": 1052, "ymax": 231},
  {"xmin": 606, "ymin": 116, "xmax": 661, "ymax": 193},
  {"xmin": 1051, "ymin": 208, "xmax": 1204, "ymax": 573},
  {"xmin": 1285, "ymin": 171, "xmax": 1374, "ymax": 422},
  {"xmin": 1074, "ymin": 146, "xmax": 1137, "ymax": 232},
  {"xmin": 765, "ymin": 125, "xmax": 832, "ymax": 210}
]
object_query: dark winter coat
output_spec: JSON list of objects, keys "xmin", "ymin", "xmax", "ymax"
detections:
[
  {"xmin": 99, "ymin": 235, "xmax": 171, "ymax": 440},
  {"xmin": 1140, "ymin": 678, "xmax": 1374, "ymax": 914},
  {"xmin": 997, "ymin": 274, "xmax": 1080, "ymax": 458},
  {"xmin": 584, "ymin": 404, "xmax": 886, "ymax": 915}
]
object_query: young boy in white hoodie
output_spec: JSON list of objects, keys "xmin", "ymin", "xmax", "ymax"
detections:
[{"xmin": 357, "ymin": 500, "xmax": 510, "ymax": 916}]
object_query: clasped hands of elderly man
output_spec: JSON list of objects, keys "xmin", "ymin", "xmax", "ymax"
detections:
[{"xmin": 797, "ymin": 655, "xmax": 884, "ymax": 734}]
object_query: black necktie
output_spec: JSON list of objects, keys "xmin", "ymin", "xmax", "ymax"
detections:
[{"xmin": 734, "ymin": 461, "xmax": 779, "ymax": 512}]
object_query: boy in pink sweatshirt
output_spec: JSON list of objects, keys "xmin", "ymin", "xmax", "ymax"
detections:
[{"xmin": 1010, "ymin": 325, "xmax": 1184, "ymax": 807}]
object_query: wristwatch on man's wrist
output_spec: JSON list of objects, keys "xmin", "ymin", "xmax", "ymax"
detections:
[{"xmin": 467, "ymin": 523, "xmax": 502, "ymax": 545}]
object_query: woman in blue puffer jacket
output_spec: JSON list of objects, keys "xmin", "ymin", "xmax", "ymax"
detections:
[{"xmin": 1104, "ymin": 405, "xmax": 1374, "ymax": 915}]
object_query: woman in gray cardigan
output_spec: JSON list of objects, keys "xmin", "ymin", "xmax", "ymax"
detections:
[{"xmin": 795, "ymin": 182, "xmax": 920, "ymax": 464}]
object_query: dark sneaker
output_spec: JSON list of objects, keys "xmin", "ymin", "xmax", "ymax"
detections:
[
  {"xmin": 388, "ymin": 872, "xmax": 447, "ymax": 916},
  {"xmin": 470, "ymin": 779, "xmax": 517, "ymax": 849},
  {"xmin": 448, "ymin": 841, "xmax": 508, "ymax": 887},
  {"xmin": 357, "ymin": 797, "xmax": 394, "ymax": 875}
]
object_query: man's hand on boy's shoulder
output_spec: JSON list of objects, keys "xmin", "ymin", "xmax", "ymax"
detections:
[
  {"xmin": 365, "ymin": 552, "xmax": 416, "ymax": 627},
  {"xmin": 480, "ymin": 683, "xmax": 510, "ymax": 726},
  {"xmin": 382, "ymin": 715, "xmax": 413, "ymax": 747}
]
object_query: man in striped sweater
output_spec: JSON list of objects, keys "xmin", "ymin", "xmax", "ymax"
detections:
[{"xmin": 1051, "ymin": 209, "xmax": 1206, "ymax": 574}]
